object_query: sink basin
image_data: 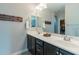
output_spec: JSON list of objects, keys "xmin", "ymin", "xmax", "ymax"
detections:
[
  {"xmin": 59, "ymin": 37, "xmax": 79, "ymax": 46},
  {"xmin": 70, "ymin": 39, "xmax": 79, "ymax": 46},
  {"xmin": 51, "ymin": 36, "xmax": 79, "ymax": 46},
  {"xmin": 38, "ymin": 32, "xmax": 51, "ymax": 37},
  {"xmin": 43, "ymin": 33, "xmax": 51, "ymax": 37}
]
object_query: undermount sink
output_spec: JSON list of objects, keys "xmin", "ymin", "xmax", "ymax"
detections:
[
  {"xmin": 43, "ymin": 33, "xmax": 51, "ymax": 37},
  {"xmin": 70, "ymin": 39, "xmax": 79, "ymax": 46},
  {"xmin": 51, "ymin": 36, "xmax": 79, "ymax": 45},
  {"xmin": 38, "ymin": 32, "xmax": 51, "ymax": 37},
  {"xmin": 61, "ymin": 37, "xmax": 79, "ymax": 46}
]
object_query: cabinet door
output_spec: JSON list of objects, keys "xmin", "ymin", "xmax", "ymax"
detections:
[
  {"xmin": 27, "ymin": 35, "xmax": 35, "ymax": 55},
  {"xmin": 27, "ymin": 35, "xmax": 32, "ymax": 51},
  {"xmin": 31, "ymin": 36, "xmax": 35, "ymax": 54},
  {"xmin": 35, "ymin": 39, "xmax": 44, "ymax": 55},
  {"xmin": 44, "ymin": 42, "xmax": 58, "ymax": 55}
]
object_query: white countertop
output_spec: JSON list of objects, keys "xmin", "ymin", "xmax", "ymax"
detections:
[{"xmin": 26, "ymin": 30, "xmax": 79, "ymax": 55}]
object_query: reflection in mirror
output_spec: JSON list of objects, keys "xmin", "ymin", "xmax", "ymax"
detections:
[
  {"xmin": 60, "ymin": 19, "xmax": 65, "ymax": 34},
  {"xmin": 41, "ymin": 3, "xmax": 65, "ymax": 34},
  {"xmin": 31, "ymin": 16, "xmax": 36, "ymax": 27},
  {"xmin": 54, "ymin": 16, "xmax": 58, "ymax": 33},
  {"xmin": 29, "ymin": 3, "xmax": 65, "ymax": 34},
  {"xmin": 27, "ymin": 3, "xmax": 79, "ymax": 37}
]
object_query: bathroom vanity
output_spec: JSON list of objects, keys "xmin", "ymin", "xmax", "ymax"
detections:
[{"xmin": 26, "ymin": 30, "xmax": 79, "ymax": 55}]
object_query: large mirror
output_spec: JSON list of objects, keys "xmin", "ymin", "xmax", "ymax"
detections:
[
  {"xmin": 27, "ymin": 3, "xmax": 79, "ymax": 37},
  {"xmin": 35, "ymin": 3, "xmax": 65, "ymax": 34}
]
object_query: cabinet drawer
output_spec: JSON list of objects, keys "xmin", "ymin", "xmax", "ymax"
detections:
[
  {"xmin": 36, "ymin": 44, "xmax": 43, "ymax": 55},
  {"xmin": 44, "ymin": 42, "xmax": 58, "ymax": 55},
  {"xmin": 36, "ymin": 39, "xmax": 43, "ymax": 46},
  {"xmin": 59, "ymin": 49, "xmax": 74, "ymax": 55}
]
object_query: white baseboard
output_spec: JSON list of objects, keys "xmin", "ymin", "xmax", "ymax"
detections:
[{"xmin": 12, "ymin": 49, "xmax": 28, "ymax": 55}]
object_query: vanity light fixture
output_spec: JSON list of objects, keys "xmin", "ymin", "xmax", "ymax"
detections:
[{"xmin": 35, "ymin": 3, "xmax": 47, "ymax": 11}]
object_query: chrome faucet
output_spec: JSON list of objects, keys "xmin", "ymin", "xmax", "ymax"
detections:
[{"xmin": 64, "ymin": 35, "xmax": 71, "ymax": 41}]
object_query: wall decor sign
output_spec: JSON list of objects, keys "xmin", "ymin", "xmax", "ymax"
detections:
[{"xmin": 0, "ymin": 14, "xmax": 23, "ymax": 22}]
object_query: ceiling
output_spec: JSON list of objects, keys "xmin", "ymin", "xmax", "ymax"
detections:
[
  {"xmin": 46, "ymin": 3, "xmax": 65, "ymax": 13},
  {"xmin": 0, "ymin": 3, "xmax": 38, "ymax": 17},
  {"xmin": 0, "ymin": 3, "xmax": 65, "ymax": 12},
  {"xmin": 0, "ymin": 3, "xmax": 65, "ymax": 17},
  {"xmin": 33, "ymin": 3, "xmax": 65, "ymax": 14}
]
